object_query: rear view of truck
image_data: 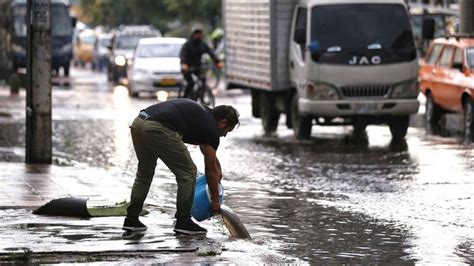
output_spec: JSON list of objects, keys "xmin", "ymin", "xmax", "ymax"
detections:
[
  {"xmin": 224, "ymin": 0, "xmax": 296, "ymax": 133},
  {"xmin": 224, "ymin": 0, "xmax": 420, "ymax": 140}
]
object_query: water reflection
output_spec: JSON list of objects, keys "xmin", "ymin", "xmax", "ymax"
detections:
[{"xmin": 112, "ymin": 86, "xmax": 132, "ymax": 168}]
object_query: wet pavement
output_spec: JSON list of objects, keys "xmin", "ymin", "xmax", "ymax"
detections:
[{"xmin": 0, "ymin": 66, "xmax": 473, "ymax": 263}]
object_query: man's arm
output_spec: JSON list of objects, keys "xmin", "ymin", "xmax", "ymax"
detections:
[
  {"xmin": 216, "ymin": 157, "xmax": 223, "ymax": 181},
  {"xmin": 204, "ymin": 43, "xmax": 220, "ymax": 65},
  {"xmin": 199, "ymin": 144, "xmax": 220, "ymax": 212}
]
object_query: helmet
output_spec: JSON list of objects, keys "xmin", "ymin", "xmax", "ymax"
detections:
[{"xmin": 210, "ymin": 28, "xmax": 224, "ymax": 40}]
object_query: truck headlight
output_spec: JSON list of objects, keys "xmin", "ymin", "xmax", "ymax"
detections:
[
  {"xmin": 391, "ymin": 80, "xmax": 419, "ymax": 98},
  {"xmin": 306, "ymin": 82, "xmax": 339, "ymax": 100},
  {"xmin": 114, "ymin": 55, "xmax": 127, "ymax": 67},
  {"xmin": 12, "ymin": 44, "xmax": 26, "ymax": 54}
]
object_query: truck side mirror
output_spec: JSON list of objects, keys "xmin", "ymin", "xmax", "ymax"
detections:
[
  {"xmin": 422, "ymin": 18, "xmax": 435, "ymax": 40},
  {"xmin": 294, "ymin": 28, "xmax": 306, "ymax": 45},
  {"xmin": 453, "ymin": 62, "xmax": 464, "ymax": 72}
]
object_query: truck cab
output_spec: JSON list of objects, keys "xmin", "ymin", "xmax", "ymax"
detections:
[
  {"xmin": 290, "ymin": 0, "xmax": 419, "ymax": 139},
  {"xmin": 224, "ymin": 0, "xmax": 420, "ymax": 140},
  {"xmin": 0, "ymin": 0, "xmax": 74, "ymax": 91}
]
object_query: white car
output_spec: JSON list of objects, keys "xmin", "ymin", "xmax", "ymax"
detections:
[{"xmin": 127, "ymin": 37, "xmax": 186, "ymax": 98}]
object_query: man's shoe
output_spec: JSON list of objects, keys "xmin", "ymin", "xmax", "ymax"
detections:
[
  {"xmin": 173, "ymin": 218, "xmax": 207, "ymax": 235},
  {"xmin": 122, "ymin": 217, "xmax": 147, "ymax": 231}
]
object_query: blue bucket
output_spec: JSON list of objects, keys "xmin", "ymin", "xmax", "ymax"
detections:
[{"xmin": 192, "ymin": 174, "xmax": 224, "ymax": 221}]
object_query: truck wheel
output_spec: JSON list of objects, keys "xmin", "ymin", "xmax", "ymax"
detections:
[
  {"xmin": 463, "ymin": 97, "xmax": 474, "ymax": 142},
  {"xmin": 352, "ymin": 121, "xmax": 367, "ymax": 140},
  {"xmin": 112, "ymin": 70, "xmax": 119, "ymax": 83},
  {"xmin": 260, "ymin": 92, "xmax": 280, "ymax": 133},
  {"xmin": 251, "ymin": 90, "xmax": 261, "ymax": 118},
  {"xmin": 388, "ymin": 116, "xmax": 409, "ymax": 140},
  {"xmin": 291, "ymin": 94, "xmax": 312, "ymax": 139},
  {"xmin": 8, "ymin": 73, "xmax": 20, "ymax": 94},
  {"xmin": 63, "ymin": 64, "xmax": 70, "ymax": 77},
  {"xmin": 426, "ymin": 93, "xmax": 441, "ymax": 129},
  {"xmin": 107, "ymin": 69, "xmax": 112, "ymax": 81}
]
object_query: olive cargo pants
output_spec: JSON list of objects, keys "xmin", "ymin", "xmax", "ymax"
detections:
[{"xmin": 126, "ymin": 117, "xmax": 197, "ymax": 220}]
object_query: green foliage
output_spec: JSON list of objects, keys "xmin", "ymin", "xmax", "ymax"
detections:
[{"xmin": 79, "ymin": 0, "xmax": 221, "ymax": 35}]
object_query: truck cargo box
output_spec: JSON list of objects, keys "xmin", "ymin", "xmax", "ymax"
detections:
[{"xmin": 223, "ymin": 0, "xmax": 297, "ymax": 92}]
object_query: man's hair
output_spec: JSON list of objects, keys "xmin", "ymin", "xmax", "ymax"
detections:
[{"xmin": 213, "ymin": 105, "xmax": 240, "ymax": 127}]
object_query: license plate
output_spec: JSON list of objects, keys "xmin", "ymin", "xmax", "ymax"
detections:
[
  {"xmin": 160, "ymin": 78, "xmax": 177, "ymax": 86},
  {"xmin": 353, "ymin": 103, "xmax": 378, "ymax": 114}
]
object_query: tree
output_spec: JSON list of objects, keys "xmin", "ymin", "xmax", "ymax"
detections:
[{"xmin": 78, "ymin": 0, "xmax": 221, "ymax": 35}]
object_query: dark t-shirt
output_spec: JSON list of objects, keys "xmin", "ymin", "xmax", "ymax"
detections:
[{"xmin": 144, "ymin": 99, "xmax": 220, "ymax": 150}]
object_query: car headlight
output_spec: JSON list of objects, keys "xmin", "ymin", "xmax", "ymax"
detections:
[
  {"xmin": 306, "ymin": 82, "xmax": 339, "ymax": 100},
  {"xmin": 391, "ymin": 80, "xmax": 419, "ymax": 98},
  {"xmin": 12, "ymin": 44, "xmax": 26, "ymax": 54},
  {"xmin": 60, "ymin": 43, "xmax": 72, "ymax": 53},
  {"xmin": 114, "ymin": 55, "xmax": 127, "ymax": 66}
]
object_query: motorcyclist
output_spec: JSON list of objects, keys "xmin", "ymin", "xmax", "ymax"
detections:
[{"xmin": 180, "ymin": 29, "xmax": 223, "ymax": 99}]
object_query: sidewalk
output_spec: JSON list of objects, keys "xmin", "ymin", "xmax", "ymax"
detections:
[
  {"xmin": 0, "ymin": 162, "xmax": 296, "ymax": 264},
  {"xmin": 0, "ymin": 162, "xmax": 131, "ymax": 208}
]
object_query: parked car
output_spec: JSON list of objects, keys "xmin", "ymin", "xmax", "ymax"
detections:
[
  {"xmin": 419, "ymin": 36, "xmax": 474, "ymax": 140},
  {"xmin": 127, "ymin": 37, "xmax": 185, "ymax": 98},
  {"xmin": 73, "ymin": 29, "xmax": 96, "ymax": 67},
  {"xmin": 108, "ymin": 25, "xmax": 161, "ymax": 83},
  {"xmin": 92, "ymin": 33, "xmax": 112, "ymax": 71}
]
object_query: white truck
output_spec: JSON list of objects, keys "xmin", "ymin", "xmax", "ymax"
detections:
[{"xmin": 223, "ymin": 0, "xmax": 420, "ymax": 139}]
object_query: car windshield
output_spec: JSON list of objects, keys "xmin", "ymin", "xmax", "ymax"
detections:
[
  {"xmin": 138, "ymin": 43, "xmax": 182, "ymax": 58},
  {"xmin": 468, "ymin": 48, "xmax": 474, "ymax": 69},
  {"xmin": 13, "ymin": 4, "xmax": 72, "ymax": 37},
  {"xmin": 117, "ymin": 35, "xmax": 150, "ymax": 50},
  {"xmin": 311, "ymin": 4, "xmax": 416, "ymax": 65},
  {"xmin": 82, "ymin": 35, "xmax": 96, "ymax": 45},
  {"xmin": 100, "ymin": 38, "xmax": 112, "ymax": 48}
]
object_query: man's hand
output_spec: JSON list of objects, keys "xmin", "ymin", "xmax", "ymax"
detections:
[
  {"xmin": 211, "ymin": 197, "xmax": 221, "ymax": 213},
  {"xmin": 182, "ymin": 63, "xmax": 189, "ymax": 72}
]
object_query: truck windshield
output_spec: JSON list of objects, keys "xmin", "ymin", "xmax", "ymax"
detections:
[
  {"xmin": 468, "ymin": 48, "xmax": 474, "ymax": 69},
  {"xmin": 51, "ymin": 5, "xmax": 72, "ymax": 37},
  {"xmin": 13, "ymin": 5, "xmax": 27, "ymax": 37},
  {"xmin": 117, "ymin": 35, "xmax": 151, "ymax": 50},
  {"xmin": 13, "ymin": 4, "xmax": 72, "ymax": 37},
  {"xmin": 310, "ymin": 4, "xmax": 416, "ymax": 65}
]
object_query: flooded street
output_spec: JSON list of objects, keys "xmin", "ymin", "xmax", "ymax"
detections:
[{"xmin": 1, "ymin": 67, "xmax": 473, "ymax": 264}]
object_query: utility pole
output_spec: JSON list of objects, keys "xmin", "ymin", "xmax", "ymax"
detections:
[
  {"xmin": 460, "ymin": 0, "xmax": 474, "ymax": 34},
  {"xmin": 26, "ymin": 0, "xmax": 52, "ymax": 164}
]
